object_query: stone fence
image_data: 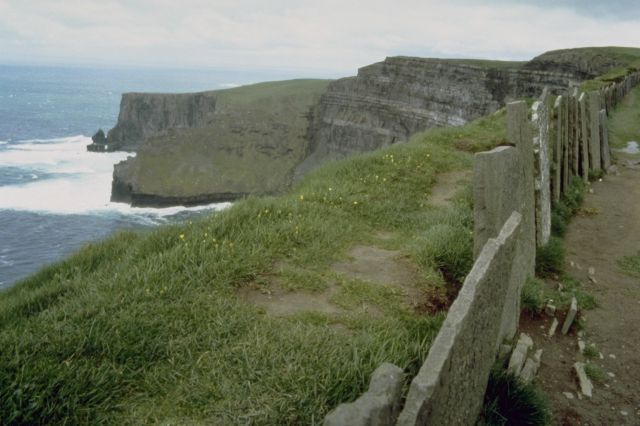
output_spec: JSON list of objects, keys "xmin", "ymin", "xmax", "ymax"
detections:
[{"xmin": 323, "ymin": 72, "xmax": 640, "ymax": 426}]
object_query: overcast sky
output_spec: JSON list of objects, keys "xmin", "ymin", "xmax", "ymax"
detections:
[{"xmin": 1, "ymin": 0, "xmax": 639, "ymax": 76}]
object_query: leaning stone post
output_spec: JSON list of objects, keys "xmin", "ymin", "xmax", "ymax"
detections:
[
  {"xmin": 532, "ymin": 96, "xmax": 551, "ymax": 246},
  {"xmin": 588, "ymin": 91, "xmax": 602, "ymax": 174}
]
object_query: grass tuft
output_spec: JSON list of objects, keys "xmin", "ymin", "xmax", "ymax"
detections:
[
  {"xmin": 618, "ymin": 251, "xmax": 640, "ymax": 278},
  {"xmin": 521, "ymin": 277, "xmax": 546, "ymax": 316},
  {"xmin": 535, "ymin": 237, "xmax": 565, "ymax": 277},
  {"xmin": 480, "ymin": 367, "xmax": 551, "ymax": 426}
]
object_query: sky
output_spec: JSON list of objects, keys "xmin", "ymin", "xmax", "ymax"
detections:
[{"xmin": 1, "ymin": 0, "xmax": 640, "ymax": 77}]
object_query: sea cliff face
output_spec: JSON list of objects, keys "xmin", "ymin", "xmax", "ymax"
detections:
[
  {"xmin": 88, "ymin": 92, "xmax": 217, "ymax": 151},
  {"xmin": 109, "ymin": 80, "xmax": 330, "ymax": 206},
  {"xmin": 294, "ymin": 57, "xmax": 579, "ymax": 178}
]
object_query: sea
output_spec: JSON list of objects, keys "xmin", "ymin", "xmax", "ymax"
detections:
[{"xmin": 0, "ymin": 64, "xmax": 302, "ymax": 288}]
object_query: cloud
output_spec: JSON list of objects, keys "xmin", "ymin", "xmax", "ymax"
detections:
[{"xmin": 0, "ymin": 0, "xmax": 638, "ymax": 75}]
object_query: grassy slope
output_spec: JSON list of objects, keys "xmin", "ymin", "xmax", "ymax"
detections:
[
  {"xmin": 608, "ymin": 85, "xmax": 640, "ymax": 149},
  {"xmin": 0, "ymin": 110, "xmax": 506, "ymax": 424},
  {"xmin": 576, "ymin": 47, "xmax": 640, "ymax": 91},
  {"xmin": 131, "ymin": 79, "xmax": 331, "ymax": 197}
]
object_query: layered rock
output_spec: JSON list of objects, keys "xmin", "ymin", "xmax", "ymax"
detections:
[
  {"xmin": 524, "ymin": 47, "xmax": 633, "ymax": 80},
  {"xmin": 295, "ymin": 57, "xmax": 579, "ymax": 178},
  {"xmin": 87, "ymin": 92, "xmax": 217, "ymax": 151}
]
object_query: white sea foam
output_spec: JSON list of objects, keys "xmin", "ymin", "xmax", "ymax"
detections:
[
  {"xmin": 0, "ymin": 135, "xmax": 231, "ymax": 216},
  {"xmin": 0, "ymin": 141, "xmax": 7, "ymax": 145}
]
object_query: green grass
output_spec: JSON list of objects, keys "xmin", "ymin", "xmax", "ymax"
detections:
[
  {"xmin": 535, "ymin": 237, "xmax": 565, "ymax": 277},
  {"xmin": 521, "ymin": 277, "xmax": 546, "ymax": 316},
  {"xmin": 584, "ymin": 363, "xmax": 605, "ymax": 383},
  {"xmin": 480, "ymin": 367, "xmax": 551, "ymax": 426},
  {"xmin": 583, "ymin": 344, "xmax": 599, "ymax": 359},
  {"xmin": 609, "ymin": 85, "xmax": 640, "ymax": 150},
  {"xmin": 618, "ymin": 251, "xmax": 640, "ymax": 278},
  {"xmin": 0, "ymin": 111, "xmax": 507, "ymax": 424},
  {"xmin": 130, "ymin": 79, "xmax": 332, "ymax": 198}
]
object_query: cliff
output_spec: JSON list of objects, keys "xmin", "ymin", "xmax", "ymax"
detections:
[
  {"xmin": 109, "ymin": 80, "xmax": 330, "ymax": 206},
  {"xmin": 88, "ymin": 91, "xmax": 217, "ymax": 151},
  {"xmin": 99, "ymin": 48, "xmax": 640, "ymax": 207},
  {"xmin": 294, "ymin": 57, "xmax": 579, "ymax": 178}
]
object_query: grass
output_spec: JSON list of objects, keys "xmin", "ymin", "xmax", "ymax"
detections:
[
  {"xmin": 0, "ymin": 110, "xmax": 507, "ymax": 424},
  {"xmin": 480, "ymin": 367, "xmax": 551, "ymax": 426},
  {"xmin": 129, "ymin": 79, "xmax": 332, "ymax": 198},
  {"xmin": 584, "ymin": 363, "xmax": 605, "ymax": 383},
  {"xmin": 521, "ymin": 277, "xmax": 545, "ymax": 316},
  {"xmin": 618, "ymin": 251, "xmax": 640, "ymax": 278},
  {"xmin": 608, "ymin": 85, "xmax": 640, "ymax": 150},
  {"xmin": 583, "ymin": 344, "xmax": 599, "ymax": 359},
  {"xmin": 535, "ymin": 237, "xmax": 565, "ymax": 277}
]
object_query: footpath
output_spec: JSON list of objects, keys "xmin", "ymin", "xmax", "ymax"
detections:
[{"xmin": 528, "ymin": 164, "xmax": 640, "ymax": 425}]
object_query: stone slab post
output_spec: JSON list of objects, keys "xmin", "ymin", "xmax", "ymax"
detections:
[
  {"xmin": 474, "ymin": 147, "xmax": 525, "ymax": 342},
  {"xmin": 507, "ymin": 101, "xmax": 535, "ymax": 276},
  {"xmin": 599, "ymin": 109, "xmax": 611, "ymax": 170},
  {"xmin": 532, "ymin": 98, "xmax": 551, "ymax": 246},
  {"xmin": 552, "ymin": 96, "xmax": 562, "ymax": 203},
  {"xmin": 398, "ymin": 212, "xmax": 523, "ymax": 426},
  {"xmin": 579, "ymin": 93, "xmax": 589, "ymax": 182},
  {"xmin": 588, "ymin": 91, "xmax": 602, "ymax": 174},
  {"xmin": 570, "ymin": 88, "xmax": 580, "ymax": 179},
  {"xmin": 562, "ymin": 95, "xmax": 570, "ymax": 194}
]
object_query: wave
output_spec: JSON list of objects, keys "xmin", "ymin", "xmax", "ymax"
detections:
[{"xmin": 0, "ymin": 135, "xmax": 231, "ymax": 217}]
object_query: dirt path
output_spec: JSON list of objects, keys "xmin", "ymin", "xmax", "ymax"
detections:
[{"xmin": 526, "ymin": 165, "xmax": 640, "ymax": 425}]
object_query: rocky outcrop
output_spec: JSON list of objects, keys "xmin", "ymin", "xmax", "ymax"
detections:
[
  {"xmin": 109, "ymin": 80, "xmax": 330, "ymax": 207},
  {"xmin": 294, "ymin": 57, "xmax": 579, "ymax": 178},
  {"xmin": 524, "ymin": 48, "xmax": 633, "ymax": 80},
  {"xmin": 87, "ymin": 92, "xmax": 217, "ymax": 151}
]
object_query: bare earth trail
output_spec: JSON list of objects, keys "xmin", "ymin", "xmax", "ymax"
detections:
[{"xmin": 526, "ymin": 164, "xmax": 640, "ymax": 425}]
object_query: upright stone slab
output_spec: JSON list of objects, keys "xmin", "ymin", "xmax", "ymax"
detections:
[
  {"xmin": 588, "ymin": 91, "xmax": 602, "ymax": 174},
  {"xmin": 552, "ymin": 96, "xmax": 562, "ymax": 203},
  {"xmin": 473, "ymin": 146, "xmax": 526, "ymax": 341},
  {"xmin": 507, "ymin": 101, "xmax": 536, "ymax": 277},
  {"xmin": 398, "ymin": 213, "xmax": 522, "ymax": 426},
  {"xmin": 570, "ymin": 88, "xmax": 580, "ymax": 178},
  {"xmin": 561, "ymin": 95, "xmax": 570, "ymax": 194},
  {"xmin": 532, "ymin": 98, "xmax": 551, "ymax": 247},
  {"xmin": 599, "ymin": 109, "xmax": 611, "ymax": 170},
  {"xmin": 578, "ymin": 93, "xmax": 590, "ymax": 182}
]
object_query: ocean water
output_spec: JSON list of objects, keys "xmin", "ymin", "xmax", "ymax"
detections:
[{"xmin": 0, "ymin": 64, "xmax": 299, "ymax": 288}]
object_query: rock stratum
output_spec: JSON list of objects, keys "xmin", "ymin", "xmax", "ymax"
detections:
[{"xmin": 92, "ymin": 48, "xmax": 639, "ymax": 207}]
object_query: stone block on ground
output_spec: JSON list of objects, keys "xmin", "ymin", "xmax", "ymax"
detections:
[
  {"xmin": 548, "ymin": 318, "xmax": 559, "ymax": 337},
  {"xmin": 323, "ymin": 363, "xmax": 404, "ymax": 426},
  {"xmin": 561, "ymin": 296, "xmax": 578, "ymax": 335},
  {"xmin": 508, "ymin": 333, "xmax": 534, "ymax": 375},
  {"xmin": 519, "ymin": 349, "xmax": 543, "ymax": 384},
  {"xmin": 574, "ymin": 362, "xmax": 593, "ymax": 398}
]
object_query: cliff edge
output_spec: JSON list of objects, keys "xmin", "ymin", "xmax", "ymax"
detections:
[{"xmin": 109, "ymin": 80, "xmax": 330, "ymax": 206}]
